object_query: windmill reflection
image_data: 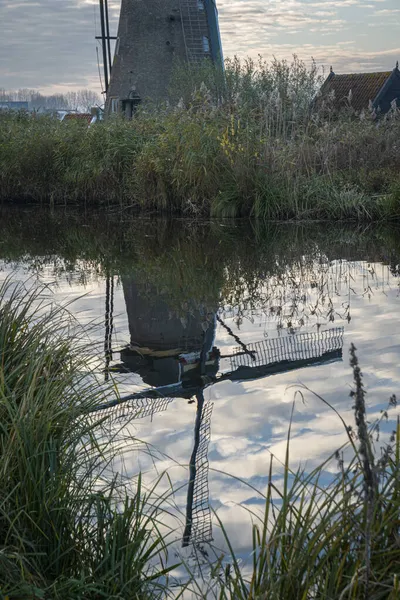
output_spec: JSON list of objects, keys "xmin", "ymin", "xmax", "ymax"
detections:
[{"xmin": 99, "ymin": 275, "xmax": 344, "ymax": 550}]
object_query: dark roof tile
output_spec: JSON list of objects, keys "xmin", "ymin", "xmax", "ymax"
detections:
[
  {"xmin": 63, "ymin": 113, "xmax": 93, "ymax": 124},
  {"xmin": 319, "ymin": 71, "xmax": 391, "ymax": 112}
]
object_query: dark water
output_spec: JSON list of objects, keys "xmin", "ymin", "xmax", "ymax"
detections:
[{"xmin": 1, "ymin": 208, "xmax": 400, "ymax": 572}]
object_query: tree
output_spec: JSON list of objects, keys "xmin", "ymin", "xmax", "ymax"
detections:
[{"xmin": 0, "ymin": 89, "xmax": 101, "ymax": 112}]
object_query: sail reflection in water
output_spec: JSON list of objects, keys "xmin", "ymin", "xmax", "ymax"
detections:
[{"xmin": 93, "ymin": 275, "xmax": 344, "ymax": 549}]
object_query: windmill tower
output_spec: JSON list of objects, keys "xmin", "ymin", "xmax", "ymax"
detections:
[{"xmin": 105, "ymin": 0, "xmax": 223, "ymax": 116}]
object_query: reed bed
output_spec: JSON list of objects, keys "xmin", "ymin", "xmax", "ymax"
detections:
[
  {"xmin": 207, "ymin": 358, "xmax": 400, "ymax": 600},
  {"xmin": 1, "ymin": 57, "xmax": 399, "ymax": 219},
  {"xmin": 1, "ymin": 277, "xmax": 400, "ymax": 598},
  {"xmin": 0, "ymin": 279, "xmax": 176, "ymax": 599}
]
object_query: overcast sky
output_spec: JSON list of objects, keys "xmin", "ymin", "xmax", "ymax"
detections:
[{"xmin": 1, "ymin": 0, "xmax": 399, "ymax": 94}]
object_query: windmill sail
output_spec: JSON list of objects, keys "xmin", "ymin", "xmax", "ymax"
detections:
[
  {"xmin": 96, "ymin": 393, "xmax": 174, "ymax": 421},
  {"xmin": 182, "ymin": 392, "xmax": 214, "ymax": 547},
  {"xmin": 92, "ymin": 327, "xmax": 344, "ymax": 549},
  {"xmin": 180, "ymin": 0, "xmax": 223, "ymax": 63},
  {"xmin": 230, "ymin": 328, "xmax": 344, "ymax": 370},
  {"xmin": 225, "ymin": 328, "xmax": 344, "ymax": 381}
]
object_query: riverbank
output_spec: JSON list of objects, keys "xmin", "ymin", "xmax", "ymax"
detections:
[
  {"xmin": 1, "ymin": 58, "xmax": 399, "ymax": 220},
  {"xmin": 1, "ymin": 276, "xmax": 400, "ymax": 598}
]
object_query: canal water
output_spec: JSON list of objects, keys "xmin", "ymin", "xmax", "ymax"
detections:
[{"xmin": 1, "ymin": 208, "xmax": 400, "ymax": 577}]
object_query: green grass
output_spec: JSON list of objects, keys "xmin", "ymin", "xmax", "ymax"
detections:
[
  {"xmin": 209, "ymin": 378, "xmax": 400, "ymax": 600},
  {"xmin": 1, "ymin": 56, "xmax": 400, "ymax": 219},
  {"xmin": 0, "ymin": 279, "xmax": 177, "ymax": 599}
]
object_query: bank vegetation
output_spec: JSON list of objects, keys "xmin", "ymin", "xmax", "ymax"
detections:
[{"xmin": 1, "ymin": 56, "xmax": 400, "ymax": 219}]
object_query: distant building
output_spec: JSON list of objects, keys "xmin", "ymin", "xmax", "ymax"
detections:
[
  {"xmin": 35, "ymin": 107, "xmax": 71, "ymax": 119},
  {"xmin": 317, "ymin": 62, "xmax": 400, "ymax": 115},
  {"xmin": 105, "ymin": 0, "xmax": 224, "ymax": 117},
  {"xmin": 0, "ymin": 101, "xmax": 29, "ymax": 112},
  {"xmin": 62, "ymin": 112, "xmax": 98, "ymax": 125}
]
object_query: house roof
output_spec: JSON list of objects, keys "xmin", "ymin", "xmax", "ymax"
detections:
[
  {"xmin": 319, "ymin": 69, "xmax": 394, "ymax": 112},
  {"xmin": 63, "ymin": 113, "xmax": 93, "ymax": 124}
]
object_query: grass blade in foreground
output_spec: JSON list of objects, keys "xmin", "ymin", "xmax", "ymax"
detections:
[
  {"xmin": 0, "ymin": 279, "xmax": 177, "ymax": 599},
  {"xmin": 211, "ymin": 349, "xmax": 400, "ymax": 600}
]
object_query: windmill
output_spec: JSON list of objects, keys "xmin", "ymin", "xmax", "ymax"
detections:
[
  {"xmin": 98, "ymin": 275, "xmax": 344, "ymax": 548},
  {"xmin": 95, "ymin": 326, "xmax": 344, "ymax": 548},
  {"xmin": 98, "ymin": 0, "xmax": 223, "ymax": 116}
]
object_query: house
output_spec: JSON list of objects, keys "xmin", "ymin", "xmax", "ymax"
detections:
[
  {"xmin": 0, "ymin": 101, "xmax": 29, "ymax": 112},
  {"xmin": 317, "ymin": 62, "xmax": 400, "ymax": 115},
  {"xmin": 62, "ymin": 113, "xmax": 93, "ymax": 125},
  {"xmin": 61, "ymin": 108, "xmax": 100, "ymax": 126}
]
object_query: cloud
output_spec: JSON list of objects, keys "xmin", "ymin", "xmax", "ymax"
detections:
[
  {"xmin": 373, "ymin": 8, "xmax": 400, "ymax": 13},
  {"xmin": 0, "ymin": 0, "xmax": 121, "ymax": 91},
  {"xmin": 224, "ymin": 41, "xmax": 400, "ymax": 74},
  {"xmin": 217, "ymin": 0, "xmax": 397, "ymax": 71}
]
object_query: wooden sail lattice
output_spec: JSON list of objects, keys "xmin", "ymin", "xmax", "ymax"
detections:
[
  {"xmin": 183, "ymin": 397, "xmax": 214, "ymax": 547},
  {"xmin": 95, "ymin": 394, "xmax": 173, "ymax": 422},
  {"xmin": 180, "ymin": 0, "xmax": 210, "ymax": 62},
  {"xmin": 230, "ymin": 328, "xmax": 344, "ymax": 370},
  {"xmin": 104, "ymin": 274, "xmax": 114, "ymax": 382}
]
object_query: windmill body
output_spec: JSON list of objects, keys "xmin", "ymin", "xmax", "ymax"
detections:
[
  {"xmin": 105, "ymin": 0, "xmax": 223, "ymax": 115},
  {"xmin": 119, "ymin": 276, "xmax": 218, "ymax": 387}
]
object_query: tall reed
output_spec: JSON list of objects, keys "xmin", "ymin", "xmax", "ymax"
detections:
[
  {"xmin": 1, "ymin": 56, "xmax": 399, "ymax": 219},
  {"xmin": 208, "ymin": 349, "xmax": 400, "ymax": 600},
  {"xmin": 0, "ymin": 279, "xmax": 176, "ymax": 599}
]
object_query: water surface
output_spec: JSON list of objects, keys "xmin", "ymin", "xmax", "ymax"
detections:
[{"xmin": 1, "ymin": 209, "xmax": 400, "ymax": 571}]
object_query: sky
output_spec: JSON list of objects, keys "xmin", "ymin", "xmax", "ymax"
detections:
[{"xmin": 1, "ymin": 0, "xmax": 399, "ymax": 94}]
